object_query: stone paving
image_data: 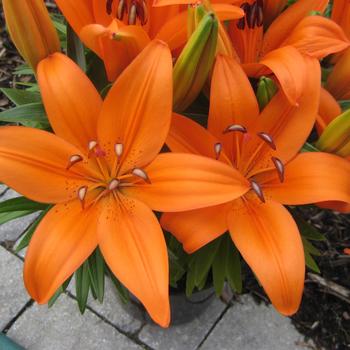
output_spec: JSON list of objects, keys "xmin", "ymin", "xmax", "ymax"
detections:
[{"xmin": 0, "ymin": 188, "xmax": 313, "ymax": 350}]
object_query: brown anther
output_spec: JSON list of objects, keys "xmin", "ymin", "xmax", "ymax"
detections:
[
  {"xmin": 271, "ymin": 157, "xmax": 285, "ymax": 183},
  {"xmin": 115, "ymin": 143, "xmax": 124, "ymax": 160},
  {"xmin": 250, "ymin": 180, "xmax": 265, "ymax": 203},
  {"xmin": 88, "ymin": 140, "xmax": 106, "ymax": 158},
  {"xmin": 66, "ymin": 154, "xmax": 83, "ymax": 170},
  {"xmin": 88, "ymin": 140, "xmax": 98, "ymax": 152},
  {"xmin": 106, "ymin": 0, "xmax": 114, "ymax": 15},
  {"xmin": 214, "ymin": 143, "xmax": 222, "ymax": 160},
  {"xmin": 223, "ymin": 124, "xmax": 247, "ymax": 134},
  {"xmin": 257, "ymin": 132, "xmax": 276, "ymax": 150},
  {"xmin": 128, "ymin": 3, "xmax": 137, "ymax": 24},
  {"xmin": 108, "ymin": 179, "xmax": 120, "ymax": 191},
  {"xmin": 77, "ymin": 186, "xmax": 88, "ymax": 209},
  {"xmin": 117, "ymin": 0, "xmax": 127, "ymax": 21},
  {"xmin": 132, "ymin": 167, "xmax": 151, "ymax": 184}
]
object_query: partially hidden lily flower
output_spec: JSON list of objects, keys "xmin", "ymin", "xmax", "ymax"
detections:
[
  {"xmin": 2, "ymin": 0, "xmax": 60, "ymax": 70},
  {"xmin": 228, "ymin": 0, "xmax": 350, "ymax": 105},
  {"xmin": 0, "ymin": 42, "xmax": 250, "ymax": 327},
  {"xmin": 161, "ymin": 55, "xmax": 350, "ymax": 315}
]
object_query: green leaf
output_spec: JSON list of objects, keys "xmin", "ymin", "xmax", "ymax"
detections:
[
  {"xmin": 0, "ymin": 102, "xmax": 49, "ymax": 128},
  {"xmin": 0, "ymin": 197, "xmax": 48, "ymax": 213},
  {"xmin": 169, "ymin": 249, "xmax": 186, "ymax": 288},
  {"xmin": 305, "ymin": 250, "xmax": 320, "ymax": 273},
  {"xmin": 75, "ymin": 261, "xmax": 90, "ymax": 313},
  {"xmin": 15, "ymin": 208, "xmax": 50, "ymax": 253},
  {"xmin": 294, "ymin": 215, "xmax": 325, "ymax": 241},
  {"xmin": 108, "ymin": 270, "xmax": 130, "ymax": 304},
  {"xmin": 48, "ymin": 275, "xmax": 72, "ymax": 307},
  {"xmin": 14, "ymin": 65, "xmax": 34, "ymax": 76},
  {"xmin": 302, "ymin": 237, "xmax": 321, "ymax": 256},
  {"xmin": 212, "ymin": 239, "xmax": 227, "ymax": 296},
  {"xmin": 0, "ymin": 211, "xmax": 34, "ymax": 225},
  {"xmin": 87, "ymin": 249, "xmax": 105, "ymax": 303},
  {"xmin": 67, "ymin": 24, "xmax": 86, "ymax": 71},
  {"xmin": 0, "ymin": 88, "xmax": 41, "ymax": 106},
  {"xmin": 301, "ymin": 142, "xmax": 320, "ymax": 153},
  {"xmin": 339, "ymin": 100, "xmax": 350, "ymax": 111},
  {"xmin": 185, "ymin": 264, "xmax": 197, "ymax": 297},
  {"xmin": 225, "ymin": 238, "xmax": 242, "ymax": 293}
]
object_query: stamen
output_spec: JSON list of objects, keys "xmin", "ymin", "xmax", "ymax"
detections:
[
  {"xmin": 132, "ymin": 167, "xmax": 151, "ymax": 184},
  {"xmin": 106, "ymin": 0, "xmax": 114, "ymax": 15},
  {"xmin": 117, "ymin": 0, "xmax": 127, "ymax": 20},
  {"xmin": 214, "ymin": 143, "xmax": 222, "ymax": 160},
  {"xmin": 128, "ymin": 3, "xmax": 137, "ymax": 24},
  {"xmin": 114, "ymin": 143, "xmax": 124, "ymax": 160},
  {"xmin": 88, "ymin": 140, "xmax": 106, "ymax": 158},
  {"xmin": 250, "ymin": 180, "xmax": 265, "ymax": 203},
  {"xmin": 108, "ymin": 179, "xmax": 120, "ymax": 191},
  {"xmin": 257, "ymin": 132, "xmax": 276, "ymax": 150},
  {"xmin": 88, "ymin": 140, "xmax": 98, "ymax": 152},
  {"xmin": 236, "ymin": 1, "xmax": 263, "ymax": 30},
  {"xmin": 77, "ymin": 186, "xmax": 88, "ymax": 209},
  {"xmin": 271, "ymin": 157, "xmax": 284, "ymax": 183},
  {"xmin": 223, "ymin": 124, "xmax": 247, "ymax": 134},
  {"xmin": 66, "ymin": 154, "xmax": 83, "ymax": 170}
]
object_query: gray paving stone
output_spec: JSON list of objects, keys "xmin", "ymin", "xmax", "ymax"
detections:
[
  {"xmin": 0, "ymin": 246, "xmax": 30, "ymax": 330},
  {"xmin": 0, "ymin": 189, "xmax": 40, "ymax": 243},
  {"xmin": 69, "ymin": 277, "xmax": 144, "ymax": 334},
  {"xmin": 138, "ymin": 292, "xmax": 226, "ymax": 350},
  {"xmin": 200, "ymin": 294, "xmax": 312, "ymax": 350},
  {"xmin": 7, "ymin": 294, "xmax": 143, "ymax": 350}
]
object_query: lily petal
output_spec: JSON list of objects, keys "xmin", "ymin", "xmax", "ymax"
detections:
[
  {"xmin": 317, "ymin": 88, "xmax": 341, "ymax": 134},
  {"xmin": 241, "ymin": 56, "xmax": 320, "ymax": 177},
  {"xmin": 54, "ymin": 0, "xmax": 94, "ymax": 34},
  {"xmin": 124, "ymin": 153, "xmax": 250, "ymax": 212},
  {"xmin": 261, "ymin": 0, "xmax": 328, "ymax": 55},
  {"xmin": 161, "ymin": 204, "xmax": 229, "ymax": 253},
  {"xmin": 227, "ymin": 199, "xmax": 305, "ymax": 315},
  {"xmin": 24, "ymin": 199, "xmax": 99, "ymax": 303},
  {"xmin": 284, "ymin": 16, "xmax": 350, "ymax": 59},
  {"xmin": 167, "ymin": 113, "xmax": 231, "ymax": 164},
  {"xmin": 263, "ymin": 152, "xmax": 350, "ymax": 205},
  {"xmin": 212, "ymin": 4, "xmax": 244, "ymax": 21},
  {"xmin": 38, "ymin": 53, "xmax": 102, "ymax": 152},
  {"xmin": 98, "ymin": 195, "xmax": 170, "ymax": 327},
  {"xmin": 208, "ymin": 55, "xmax": 259, "ymax": 160},
  {"xmin": 263, "ymin": 0, "xmax": 288, "ymax": 28},
  {"xmin": 0, "ymin": 126, "xmax": 95, "ymax": 203},
  {"xmin": 98, "ymin": 40, "xmax": 172, "ymax": 175}
]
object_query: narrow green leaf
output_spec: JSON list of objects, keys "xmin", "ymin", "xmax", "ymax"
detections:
[
  {"xmin": 0, "ymin": 197, "xmax": 48, "ymax": 213},
  {"xmin": 212, "ymin": 238, "xmax": 227, "ymax": 296},
  {"xmin": 0, "ymin": 211, "xmax": 34, "ymax": 225},
  {"xmin": 88, "ymin": 249, "xmax": 105, "ymax": 303},
  {"xmin": 48, "ymin": 275, "xmax": 72, "ymax": 307},
  {"xmin": 185, "ymin": 265, "xmax": 196, "ymax": 297},
  {"xmin": 1, "ymin": 88, "xmax": 41, "ymax": 105},
  {"xmin": 304, "ymin": 250, "xmax": 320, "ymax": 273},
  {"xmin": 302, "ymin": 237, "xmax": 321, "ymax": 256},
  {"xmin": 226, "ymin": 239, "xmax": 242, "ymax": 293},
  {"xmin": 339, "ymin": 100, "xmax": 350, "ymax": 111},
  {"xmin": 75, "ymin": 261, "xmax": 90, "ymax": 313},
  {"xmin": 301, "ymin": 142, "xmax": 319, "ymax": 152},
  {"xmin": 109, "ymin": 270, "xmax": 130, "ymax": 304},
  {"xmin": 14, "ymin": 65, "xmax": 34, "ymax": 76},
  {"xmin": 294, "ymin": 215, "xmax": 325, "ymax": 241},
  {"xmin": 67, "ymin": 24, "xmax": 86, "ymax": 71},
  {"xmin": 0, "ymin": 102, "xmax": 49, "ymax": 128}
]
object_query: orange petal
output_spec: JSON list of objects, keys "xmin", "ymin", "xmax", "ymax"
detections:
[
  {"xmin": 124, "ymin": 153, "xmax": 250, "ymax": 212},
  {"xmin": 55, "ymin": 0, "xmax": 94, "ymax": 34},
  {"xmin": 326, "ymin": 47, "xmax": 350, "ymax": 100},
  {"xmin": 331, "ymin": 0, "xmax": 350, "ymax": 39},
  {"xmin": 208, "ymin": 55, "xmax": 259, "ymax": 161},
  {"xmin": 24, "ymin": 199, "xmax": 99, "ymax": 303},
  {"xmin": 228, "ymin": 199, "xmax": 305, "ymax": 315},
  {"xmin": 153, "ymin": 0, "xmax": 196, "ymax": 5},
  {"xmin": 161, "ymin": 204, "xmax": 229, "ymax": 253},
  {"xmin": 240, "ymin": 56, "xmax": 320, "ymax": 177},
  {"xmin": 156, "ymin": 11, "xmax": 187, "ymax": 51},
  {"xmin": 148, "ymin": 5, "xmax": 181, "ymax": 39},
  {"xmin": 0, "ymin": 126, "xmax": 95, "ymax": 203},
  {"xmin": 317, "ymin": 201, "xmax": 350, "ymax": 214},
  {"xmin": 263, "ymin": 0, "xmax": 288, "ymax": 28},
  {"xmin": 98, "ymin": 40, "xmax": 172, "ymax": 174},
  {"xmin": 261, "ymin": 0, "xmax": 328, "ymax": 55},
  {"xmin": 317, "ymin": 87, "xmax": 341, "ymax": 134},
  {"xmin": 98, "ymin": 195, "xmax": 170, "ymax": 327},
  {"xmin": 283, "ymin": 16, "xmax": 350, "ymax": 59},
  {"xmin": 264, "ymin": 152, "xmax": 350, "ymax": 205},
  {"xmin": 212, "ymin": 4, "xmax": 244, "ymax": 21},
  {"xmin": 245, "ymin": 46, "xmax": 306, "ymax": 106},
  {"xmin": 38, "ymin": 53, "xmax": 102, "ymax": 152},
  {"xmin": 167, "ymin": 113, "xmax": 231, "ymax": 164}
]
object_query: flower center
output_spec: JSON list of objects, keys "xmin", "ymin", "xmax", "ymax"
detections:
[
  {"xmin": 236, "ymin": 0, "xmax": 263, "ymax": 30},
  {"xmin": 106, "ymin": 0, "xmax": 148, "ymax": 25}
]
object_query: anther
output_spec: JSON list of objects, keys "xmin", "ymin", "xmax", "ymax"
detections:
[
  {"xmin": 271, "ymin": 157, "xmax": 285, "ymax": 183},
  {"xmin": 114, "ymin": 143, "xmax": 124, "ymax": 160},
  {"xmin": 128, "ymin": 3, "xmax": 137, "ymax": 25},
  {"xmin": 223, "ymin": 124, "xmax": 247, "ymax": 134},
  {"xmin": 132, "ymin": 168, "xmax": 151, "ymax": 184},
  {"xmin": 257, "ymin": 132, "xmax": 276, "ymax": 150},
  {"xmin": 250, "ymin": 180, "xmax": 265, "ymax": 203},
  {"xmin": 106, "ymin": 0, "xmax": 114, "ymax": 15},
  {"xmin": 214, "ymin": 143, "xmax": 222, "ymax": 160},
  {"xmin": 66, "ymin": 154, "xmax": 83, "ymax": 170},
  {"xmin": 117, "ymin": 0, "xmax": 127, "ymax": 21},
  {"xmin": 108, "ymin": 179, "xmax": 120, "ymax": 191},
  {"xmin": 77, "ymin": 186, "xmax": 88, "ymax": 209},
  {"xmin": 88, "ymin": 140, "xmax": 98, "ymax": 152},
  {"xmin": 88, "ymin": 140, "xmax": 106, "ymax": 158}
]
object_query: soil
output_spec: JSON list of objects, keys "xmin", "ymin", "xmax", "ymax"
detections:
[{"xmin": 0, "ymin": 3, "xmax": 349, "ymax": 350}]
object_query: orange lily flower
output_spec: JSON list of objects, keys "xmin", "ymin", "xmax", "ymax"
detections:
[
  {"xmin": 161, "ymin": 55, "xmax": 350, "ymax": 315},
  {"xmin": 0, "ymin": 42, "xmax": 250, "ymax": 326},
  {"xmin": 228, "ymin": 0, "xmax": 350, "ymax": 105}
]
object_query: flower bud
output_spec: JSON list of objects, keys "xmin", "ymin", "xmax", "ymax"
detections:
[
  {"xmin": 316, "ymin": 109, "xmax": 350, "ymax": 157},
  {"xmin": 256, "ymin": 76, "xmax": 277, "ymax": 110},
  {"xmin": 3, "ymin": 0, "xmax": 60, "ymax": 70},
  {"xmin": 173, "ymin": 6, "xmax": 218, "ymax": 112}
]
